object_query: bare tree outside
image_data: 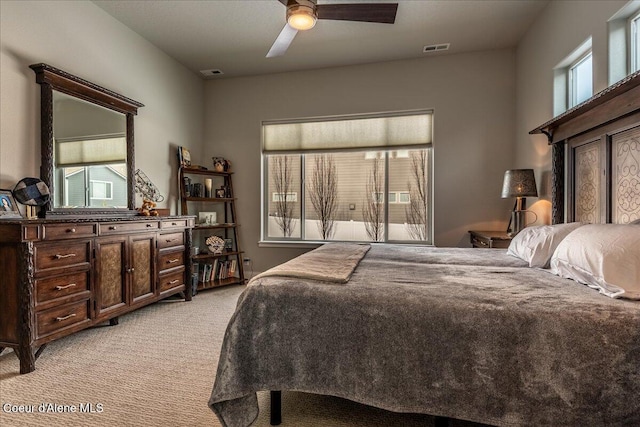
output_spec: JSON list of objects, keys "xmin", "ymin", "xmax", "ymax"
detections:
[
  {"xmin": 272, "ymin": 155, "xmax": 296, "ymax": 237},
  {"xmin": 405, "ymin": 150, "xmax": 429, "ymax": 240},
  {"xmin": 308, "ymin": 154, "xmax": 339, "ymax": 240},
  {"xmin": 362, "ymin": 158, "xmax": 384, "ymax": 241}
]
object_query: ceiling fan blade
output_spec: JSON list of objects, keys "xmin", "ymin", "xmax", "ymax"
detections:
[
  {"xmin": 266, "ymin": 24, "xmax": 299, "ymax": 58},
  {"xmin": 317, "ymin": 3, "xmax": 398, "ymax": 24}
]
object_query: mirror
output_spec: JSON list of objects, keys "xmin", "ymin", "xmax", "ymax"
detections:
[{"xmin": 31, "ymin": 63, "xmax": 143, "ymax": 217}]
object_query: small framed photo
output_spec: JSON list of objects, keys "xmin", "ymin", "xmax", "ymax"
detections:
[
  {"xmin": 178, "ymin": 146, "xmax": 192, "ymax": 167},
  {"xmin": 0, "ymin": 189, "xmax": 22, "ymax": 219},
  {"xmin": 198, "ymin": 211, "xmax": 218, "ymax": 225}
]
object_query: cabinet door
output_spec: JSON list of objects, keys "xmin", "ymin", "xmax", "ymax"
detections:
[
  {"xmin": 95, "ymin": 237, "xmax": 127, "ymax": 318},
  {"xmin": 130, "ymin": 233, "xmax": 156, "ymax": 303}
]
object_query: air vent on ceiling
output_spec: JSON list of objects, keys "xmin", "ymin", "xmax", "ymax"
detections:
[
  {"xmin": 423, "ymin": 43, "xmax": 450, "ymax": 53},
  {"xmin": 200, "ymin": 69, "xmax": 224, "ymax": 77}
]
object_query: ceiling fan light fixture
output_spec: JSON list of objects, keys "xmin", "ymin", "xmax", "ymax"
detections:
[{"xmin": 287, "ymin": 4, "xmax": 317, "ymax": 31}]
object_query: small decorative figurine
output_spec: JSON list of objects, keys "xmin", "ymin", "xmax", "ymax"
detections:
[
  {"xmin": 205, "ymin": 235, "xmax": 225, "ymax": 254},
  {"xmin": 137, "ymin": 198, "xmax": 159, "ymax": 216},
  {"xmin": 213, "ymin": 157, "xmax": 230, "ymax": 172}
]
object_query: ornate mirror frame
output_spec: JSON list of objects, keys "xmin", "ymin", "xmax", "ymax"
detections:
[{"xmin": 30, "ymin": 63, "xmax": 144, "ymax": 217}]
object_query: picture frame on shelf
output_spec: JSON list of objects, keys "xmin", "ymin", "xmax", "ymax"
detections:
[
  {"xmin": 178, "ymin": 146, "xmax": 192, "ymax": 167},
  {"xmin": 198, "ymin": 211, "xmax": 218, "ymax": 225},
  {"xmin": 0, "ymin": 189, "xmax": 22, "ymax": 219}
]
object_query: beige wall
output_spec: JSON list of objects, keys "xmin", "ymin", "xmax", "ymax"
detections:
[
  {"xmin": 0, "ymin": 0, "xmax": 204, "ymax": 213},
  {"xmin": 204, "ymin": 50, "xmax": 517, "ymax": 272},
  {"xmin": 7, "ymin": 1, "xmax": 613, "ymax": 273},
  {"xmin": 514, "ymin": 0, "xmax": 628, "ymax": 225}
]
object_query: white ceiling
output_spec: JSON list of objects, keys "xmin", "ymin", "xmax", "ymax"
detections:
[{"xmin": 92, "ymin": 0, "xmax": 549, "ymax": 79}]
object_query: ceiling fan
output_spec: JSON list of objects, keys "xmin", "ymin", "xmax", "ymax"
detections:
[{"xmin": 267, "ymin": 0, "xmax": 399, "ymax": 58}]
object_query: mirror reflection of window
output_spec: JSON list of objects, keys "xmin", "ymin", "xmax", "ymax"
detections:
[{"xmin": 52, "ymin": 91, "xmax": 126, "ymax": 209}]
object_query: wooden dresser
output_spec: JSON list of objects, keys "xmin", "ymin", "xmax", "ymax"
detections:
[{"xmin": 0, "ymin": 216, "xmax": 194, "ymax": 374}]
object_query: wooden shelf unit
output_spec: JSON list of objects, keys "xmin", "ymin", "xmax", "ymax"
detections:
[{"xmin": 179, "ymin": 167, "xmax": 245, "ymax": 290}]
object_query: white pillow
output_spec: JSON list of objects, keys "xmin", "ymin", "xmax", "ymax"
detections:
[
  {"xmin": 507, "ymin": 222, "xmax": 584, "ymax": 268},
  {"xmin": 550, "ymin": 224, "xmax": 640, "ymax": 299}
]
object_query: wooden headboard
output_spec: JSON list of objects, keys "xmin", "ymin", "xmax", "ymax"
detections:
[{"xmin": 530, "ymin": 71, "xmax": 640, "ymax": 225}]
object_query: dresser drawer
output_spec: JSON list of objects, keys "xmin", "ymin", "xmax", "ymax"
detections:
[
  {"xmin": 158, "ymin": 250, "xmax": 184, "ymax": 272},
  {"xmin": 161, "ymin": 219, "xmax": 189, "ymax": 229},
  {"xmin": 35, "ymin": 241, "xmax": 91, "ymax": 271},
  {"xmin": 159, "ymin": 269, "xmax": 185, "ymax": 293},
  {"xmin": 35, "ymin": 272, "xmax": 90, "ymax": 305},
  {"xmin": 158, "ymin": 232, "xmax": 184, "ymax": 249},
  {"xmin": 470, "ymin": 234, "xmax": 492, "ymax": 248},
  {"xmin": 99, "ymin": 221, "xmax": 159, "ymax": 235},
  {"xmin": 36, "ymin": 300, "xmax": 90, "ymax": 338},
  {"xmin": 469, "ymin": 231, "xmax": 511, "ymax": 249},
  {"xmin": 43, "ymin": 223, "xmax": 97, "ymax": 241}
]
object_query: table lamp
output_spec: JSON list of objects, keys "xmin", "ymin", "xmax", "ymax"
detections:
[{"xmin": 501, "ymin": 169, "xmax": 538, "ymax": 235}]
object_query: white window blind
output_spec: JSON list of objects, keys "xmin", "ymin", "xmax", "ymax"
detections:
[
  {"xmin": 55, "ymin": 136, "xmax": 127, "ymax": 166},
  {"xmin": 263, "ymin": 111, "xmax": 433, "ymax": 154}
]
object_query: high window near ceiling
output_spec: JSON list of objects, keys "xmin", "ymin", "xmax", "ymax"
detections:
[
  {"xmin": 553, "ymin": 38, "xmax": 592, "ymax": 115},
  {"xmin": 261, "ymin": 111, "xmax": 433, "ymax": 244},
  {"xmin": 632, "ymin": 11, "xmax": 640, "ymax": 73},
  {"xmin": 569, "ymin": 51, "xmax": 593, "ymax": 108},
  {"xmin": 608, "ymin": 1, "xmax": 640, "ymax": 84}
]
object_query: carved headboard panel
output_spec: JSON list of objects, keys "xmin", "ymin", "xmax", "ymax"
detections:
[{"xmin": 530, "ymin": 71, "xmax": 640, "ymax": 224}]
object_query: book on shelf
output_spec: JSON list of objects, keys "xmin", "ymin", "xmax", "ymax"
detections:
[
  {"xmin": 193, "ymin": 262, "xmax": 200, "ymax": 278},
  {"xmin": 201, "ymin": 263, "xmax": 212, "ymax": 283},
  {"xmin": 177, "ymin": 146, "xmax": 191, "ymax": 167}
]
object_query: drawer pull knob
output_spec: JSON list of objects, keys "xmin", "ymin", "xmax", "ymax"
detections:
[
  {"xmin": 169, "ymin": 279, "xmax": 180, "ymax": 285},
  {"xmin": 67, "ymin": 228, "xmax": 76, "ymax": 233},
  {"xmin": 166, "ymin": 238, "xmax": 177, "ymax": 243},
  {"xmin": 109, "ymin": 226, "xmax": 117, "ymax": 230},
  {"xmin": 172, "ymin": 222, "xmax": 177, "ymax": 226},
  {"xmin": 55, "ymin": 283, "xmax": 77, "ymax": 291},
  {"xmin": 55, "ymin": 313, "xmax": 77, "ymax": 322},
  {"xmin": 167, "ymin": 259, "xmax": 180, "ymax": 264},
  {"xmin": 126, "ymin": 268, "xmax": 136, "ymax": 273},
  {"xmin": 54, "ymin": 253, "xmax": 77, "ymax": 259},
  {"xmin": 146, "ymin": 224, "xmax": 153, "ymax": 227}
]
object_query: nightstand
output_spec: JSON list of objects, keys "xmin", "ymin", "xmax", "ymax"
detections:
[{"xmin": 468, "ymin": 230, "xmax": 512, "ymax": 249}]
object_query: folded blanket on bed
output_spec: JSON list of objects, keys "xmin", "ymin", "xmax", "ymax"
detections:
[{"xmin": 249, "ymin": 243, "xmax": 370, "ymax": 284}]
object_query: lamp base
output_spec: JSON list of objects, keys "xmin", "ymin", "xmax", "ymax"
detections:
[{"xmin": 508, "ymin": 210, "xmax": 529, "ymax": 237}]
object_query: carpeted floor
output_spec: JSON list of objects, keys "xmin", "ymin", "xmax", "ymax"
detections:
[{"xmin": 0, "ymin": 285, "xmax": 486, "ymax": 427}]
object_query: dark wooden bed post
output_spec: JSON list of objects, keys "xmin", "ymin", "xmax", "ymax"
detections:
[
  {"xmin": 270, "ymin": 390, "xmax": 282, "ymax": 425},
  {"xmin": 550, "ymin": 141, "xmax": 565, "ymax": 225},
  {"xmin": 540, "ymin": 129, "xmax": 565, "ymax": 225}
]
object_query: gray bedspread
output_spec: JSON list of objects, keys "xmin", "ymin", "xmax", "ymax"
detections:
[{"xmin": 209, "ymin": 245, "xmax": 640, "ymax": 426}]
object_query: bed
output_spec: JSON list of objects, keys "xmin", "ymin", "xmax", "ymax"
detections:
[{"xmin": 209, "ymin": 72, "xmax": 640, "ymax": 426}]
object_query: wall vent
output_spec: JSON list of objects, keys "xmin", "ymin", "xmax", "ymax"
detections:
[
  {"xmin": 200, "ymin": 69, "xmax": 224, "ymax": 77},
  {"xmin": 423, "ymin": 43, "xmax": 450, "ymax": 53}
]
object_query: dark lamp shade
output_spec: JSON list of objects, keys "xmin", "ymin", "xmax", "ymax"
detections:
[{"xmin": 501, "ymin": 169, "xmax": 538, "ymax": 198}]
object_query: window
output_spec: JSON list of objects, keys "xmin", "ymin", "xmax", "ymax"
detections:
[
  {"xmin": 272, "ymin": 192, "xmax": 297, "ymax": 202},
  {"xmin": 569, "ymin": 51, "xmax": 592, "ymax": 108},
  {"xmin": 398, "ymin": 192, "xmax": 411, "ymax": 203},
  {"xmin": 607, "ymin": 3, "xmax": 640, "ymax": 84},
  {"xmin": 90, "ymin": 180, "xmax": 113, "ymax": 200},
  {"xmin": 262, "ymin": 112, "xmax": 433, "ymax": 243},
  {"xmin": 632, "ymin": 12, "xmax": 640, "ymax": 72}
]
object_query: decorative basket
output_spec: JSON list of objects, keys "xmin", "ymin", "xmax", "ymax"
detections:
[{"xmin": 206, "ymin": 235, "xmax": 225, "ymax": 254}]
